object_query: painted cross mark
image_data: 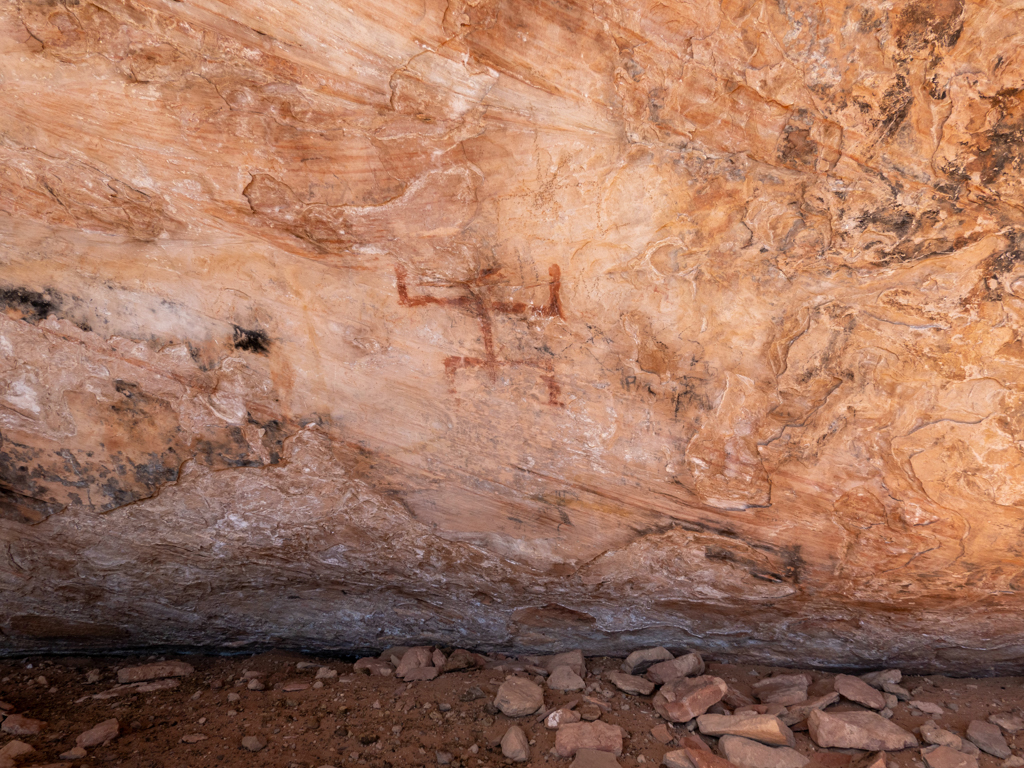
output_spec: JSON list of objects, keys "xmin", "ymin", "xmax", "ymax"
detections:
[{"xmin": 396, "ymin": 264, "xmax": 564, "ymax": 405}]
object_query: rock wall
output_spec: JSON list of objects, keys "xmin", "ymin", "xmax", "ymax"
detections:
[{"xmin": 1, "ymin": 0, "xmax": 1023, "ymax": 672}]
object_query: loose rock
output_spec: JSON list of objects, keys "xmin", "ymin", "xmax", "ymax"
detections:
[
  {"xmin": 781, "ymin": 692, "xmax": 840, "ymax": 727},
  {"xmin": 607, "ymin": 671, "xmax": 655, "ymax": 696},
  {"xmin": 76, "ymin": 718, "xmax": 119, "ymax": 748},
  {"xmin": 991, "ymin": 713, "xmax": 1024, "ymax": 733},
  {"xmin": 444, "ymin": 649, "xmax": 482, "ymax": 672},
  {"xmin": 538, "ymin": 650, "xmax": 586, "ymax": 677},
  {"xmin": 753, "ymin": 674, "xmax": 809, "ymax": 707},
  {"xmin": 0, "ymin": 715, "xmax": 46, "ymax": 736},
  {"xmin": 651, "ymin": 723, "xmax": 675, "ymax": 744},
  {"xmin": 835, "ymin": 674, "xmax": 886, "ymax": 710},
  {"xmin": 697, "ymin": 714, "xmax": 795, "ymax": 746},
  {"xmin": 395, "ymin": 646, "xmax": 434, "ymax": 679},
  {"xmin": 663, "ymin": 751, "xmax": 695, "ymax": 768},
  {"xmin": 966, "ymin": 720, "xmax": 1011, "ymax": 758},
  {"xmin": 555, "ymin": 721, "xmax": 624, "ymax": 757},
  {"xmin": 501, "ymin": 725, "xmax": 530, "ymax": 762},
  {"xmin": 911, "ymin": 701, "xmax": 945, "ymax": 715},
  {"xmin": 546, "ymin": 708, "xmax": 583, "ymax": 729},
  {"xmin": 571, "ymin": 748, "xmax": 623, "ymax": 768},
  {"xmin": 549, "ymin": 665, "xmax": 586, "ymax": 692},
  {"xmin": 647, "ymin": 654, "xmax": 705, "ymax": 685},
  {"xmin": 719, "ymin": 735, "xmax": 809, "ymax": 768},
  {"xmin": 860, "ymin": 670, "xmax": 902, "ymax": 689},
  {"xmin": 921, "ymin": 720, "xmax": 963, "ymax": 750},
  {"xmin": 623, "ymin": 647, "xmax": 674, "ymax": 675},
  {"xmin": 403, "ymin": 666, "xmax": 440, "ymax": 682},
  {"xmin": 353, "ymin": 658, "xmax": 393, "ymax": 676},
  {"xmin": 241, "ymin": 734, "xmax": 267, "ymax": 752},
  {"xmin": 654, "ymin": 676, "xmax": 729, "ymax": 723},
  {"xmin": 60, "ymin": 746, "xmax": 88, "ymax": 760},
  {"xmin": 116, "ymin": 661, "xmax": 194, "ymax": 684},
  {"xmin": 923, "ymin": 746, "xmax": 979, "ymax": 768},
  {"xmin": 495, "ymin": 677, "xmax": 545, "ymax": 717},
  {"xmin": 807, "ymin": 710, "xmax": 917, "ymax": 751}
]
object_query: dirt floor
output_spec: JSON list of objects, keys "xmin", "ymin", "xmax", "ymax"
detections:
[{"xmin": 1, "ymin": 650, "xmax": 1022, "ymax": 768}]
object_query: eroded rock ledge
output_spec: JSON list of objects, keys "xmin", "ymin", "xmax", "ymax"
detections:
[{"xmin": 1, "ymin": 0, "xmax": 1023, "ymax": 671}]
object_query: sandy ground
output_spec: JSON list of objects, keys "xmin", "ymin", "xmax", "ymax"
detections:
[{"xmin": 1, "ymin": 651, "xmax": 1022, "ymax": 768}]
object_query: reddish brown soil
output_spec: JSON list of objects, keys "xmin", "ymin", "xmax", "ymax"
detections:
[{"xmin": 1, "ymin": 652, "xmax": 1022, "ymax": 768}]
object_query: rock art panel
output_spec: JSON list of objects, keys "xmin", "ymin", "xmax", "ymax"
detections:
[{"xmin": 1, "ymin": 0, "xmax": 1024, "ymax": 671}]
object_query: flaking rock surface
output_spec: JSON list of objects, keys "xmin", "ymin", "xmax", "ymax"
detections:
[{"xmin": 1, "ymin": 0, "xmax": 1024, "ymax": 671}]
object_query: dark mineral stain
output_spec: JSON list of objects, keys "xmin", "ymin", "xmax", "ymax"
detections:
[
  {"xmin": 0, "ymin": 287, "xmax": 61, "ymax": 323},
  {"xmin": 0, "ymin": 485, "xmax": 65, "ymax": 525},
  {"xmin": 874, "ymin": 74, "xmax": 913, "ymax": 143},
  {"xmin": 893, "ymin": 0, "xmax": 964, "ymax": 55},
  {"xmin": 233, "ymin": 325, "xmax": 271, "ymax": 354}
]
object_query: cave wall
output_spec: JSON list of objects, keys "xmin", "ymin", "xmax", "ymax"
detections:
[{"xmin": 2, "ymin": 0, "xmax": 1024, "ymax": 672}]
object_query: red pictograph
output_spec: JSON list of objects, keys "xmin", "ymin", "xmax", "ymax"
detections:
[{"xmin": 396, "ymin": 263, "xmax": 564, "ymax": 405}]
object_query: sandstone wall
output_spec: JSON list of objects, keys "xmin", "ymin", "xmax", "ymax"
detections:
[{"xmin": 1, "ymin": 0, "xmax": 1023, "ymax": 671}]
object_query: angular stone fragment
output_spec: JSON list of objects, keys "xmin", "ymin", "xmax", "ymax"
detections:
[
  {"xmin": 116, "ymin": 661, "xmax": 194, "ymax": 684},
  {"xmin": 752, "ymin": 675, "xmax": 809, "ymax": 707},
  {"xmin": 607, "ymin": 671, "xmax": 655, "ymax": 696},
  {"xmin": 663, "ymin": 750, "xmax": 695, "ymax": 768},
  {"xmin": 685, "ymin": 744, "xmax": 741, "ymax": 768},
  {"xmin": 353, "ymin": 658, "xmax": 393, "ymax": 676},
  {"xmin": 924, "ymin": 746, "xmax": 978, "ymax": 768},
  {"xmin": 395, "ymin": 646, "xmax": 434, "ymax": 678},
  {"xmin": 432, "ymin": 649, "xmax": 447, "ymax": 669},
  {"xmin": 495, "ymin": 677, "xmax": 545, "ymax": 717},
  {"xmin": 719, "ymin": 735, "xmax": 809, "ymax": 768},
  {"xmin": 860, "ymin": 670, "xmax": 902, "ymax": 689},
  {"xmin": 60, "ymin": 746, "xmax": 88, "ymax": 760},
  {"xmin": 501, "ymin": 725, "xmax": 530, "ymax": 762},
  {"xmin": 921, "ymin": 720, "xmax": 962, "ymax": 750},
  {"xmin": 444, "ymin": 649, "xmax": 484, "ymax": 672},
  {"xmin": 647, "ymin": 653, "xmax": 705, "ymax": 685},
  {"xmin": 990, "ymin": 713, "xmax": 1024, "ymax": 734},
  {"xmin": 697, "ymin": 713, "xmax": 795, "ymax": 746},
  {"xmin": 402, "ymin": 666, "xmax": 439, "ymax": 682},
  {"xmin": 912, "ymin": 701, "xmax": 945, "ymax": 716},
  {"xmin": 546, "ymin": 708, "xmax": 582, "ymax": 729},
  {"xmin": 1, "ymin": 715, "xmax": 46, "ymax": 736},
  {"xmin": 555, "ymin": 721, "xmax": 623, "ymax": 757},
  {"xmin": 549, "ymin": 665, "xmax": 586, "ymax": 692},
  {"xmin": 724, "ymin": 688, "xmax": 755, "ymax": 709},
  {"xmin": 241, "ymin": 734, "xmax": 267, "ymax": 752},
  {"xmin": 781, "ymin": 692, "xmax": 839, "ymax": 726},
  {"xmin": 623, "ymin": 647, "xmax": 674, "ymax": 675},
  {"xmin": 571, "ymin": 748, "xmax": 622, "ymax": 768},
  {"xmin": 882, "ymin": 683, "xmax": 911, "ymax": 701},
  {"xmin": 834, "ymin": 674, "xmax": 886, "ymax": 710},
  {"xmin": 652, "ymin": 724, "xmax": 675, "ymax": 744},
  {"xmin": 76, "ymin": 718, "xmax": 119, "ymax": 748},
  {"xmin": 850, "ymin": 752, "xmax": 887, "ymax": 768},
  {"xmin": 960, "ymin": 741, "xmax": 981, "ymax": 757},
  {"xmin": 654, "ymin": 676, "xmax": 728, "ymax": 723},
  {"xmin": 0, "ymin": 740, "xmax": 33, "ymax": 765},
  {"xmin": 538, "ymin": 650, "xmax": 586, "ymax": 676},
  {"xmin": 807, "ymin": 710, "xmax": 917, "ymax": 751},
  {"xmin": 966, "ymin": 720, "xmax": 1011, "ymax": 758}
]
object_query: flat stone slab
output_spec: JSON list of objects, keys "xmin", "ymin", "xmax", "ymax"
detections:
[
  {"xmin": 719, "ymin": 735, "xmax": 809, "ymax": 768},
  {"xmin": 807, "ymin": 710, "xmax": 917, "ymax": 751}
]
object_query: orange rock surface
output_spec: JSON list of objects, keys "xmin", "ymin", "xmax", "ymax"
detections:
[{"xmin": 1, "ymin": 0, "xmax": 1023, "ymax": 669}]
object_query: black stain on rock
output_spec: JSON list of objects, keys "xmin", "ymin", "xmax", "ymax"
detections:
[
  {"xmin": 0, "ymin": 287, "xmax": 61, "ymax": 323},
  {"xmin": 874, "ymin": 74, "xmax": 913, "ymax": 144},
  {"xmin": 233, "ymin": 325, "xmax": 271, "ymax": 354}
]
